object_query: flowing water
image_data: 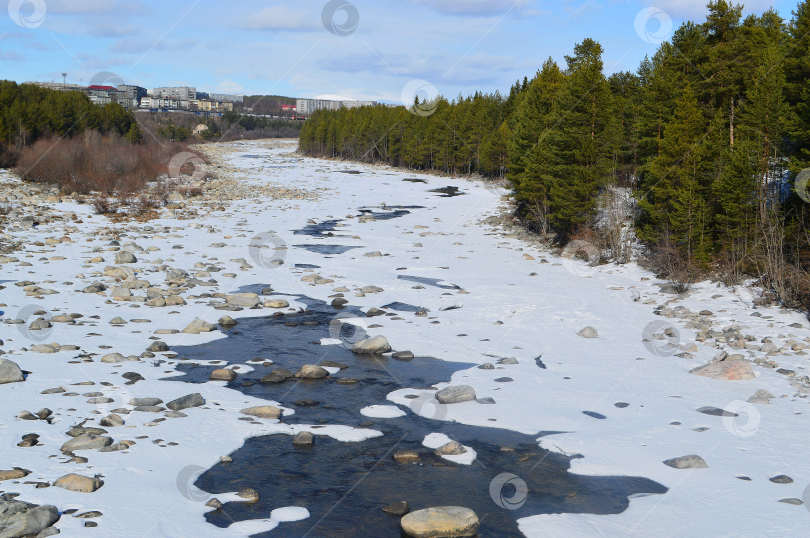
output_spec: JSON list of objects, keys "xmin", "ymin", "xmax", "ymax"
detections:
[{"xmin": 165, "ymin": 295, "xmax": 667, "ymax": 537}]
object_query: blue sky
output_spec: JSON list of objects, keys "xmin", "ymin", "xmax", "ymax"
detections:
[{"xmin": 0, "ymin": 0, "xmax": 796, "ymax": 104}]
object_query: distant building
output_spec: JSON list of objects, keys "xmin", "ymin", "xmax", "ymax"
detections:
[
  {"xmin": 29, "ymin": 81, "xmax": 85, "ymax": 92},
  {"xmin": 208, "ymin": 93, "xmax": 244, "ymax": 103},
  {"xmin": 341, "ymin": 100, "xmax": 378, "ymax": 109},
  {"xmin": 118, "ymin": 84, "xmax": 147, "ymax": 106},
  {"xmin": 296, "ymin": 98, "xmax": 377, "ymax": 115},
  {"xmin": 195, "ymin": 91, "xmax": 210, "ymax": 100},
  {"xmin": 281, "ymin": 104, "xmax": 296, "ymax": 111},
  {"xmin": 296, "ymin": 99, "xmax": 341, "ymax": 115},
  {"xmin": 150, "ymin": 86, "xmax": 196, "ymax": 100}
]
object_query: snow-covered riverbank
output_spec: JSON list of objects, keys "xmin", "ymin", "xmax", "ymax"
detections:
[{"xmin": 1, "ymin": 139, "xmax": 809, "ymax": 537}]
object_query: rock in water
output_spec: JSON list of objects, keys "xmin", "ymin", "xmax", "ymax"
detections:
[
  {"xmin": 209, "ymin": 369, "xmax": 237, "ymax": 381},
  {"xmin": 435, "ymin": 385, "xmax": 476, "ymax": 404},
  {"xmin": 183, "ymin": 319, "xmax": 216, "ymax": 334},
  {"xmin": 435, "ymin": 441, "xmax": 467, "ymax": 456},
  {"xmin": 0, "ymin": 497, "xmax": 59, "ymax": 537},
  {"xmin": 240, "ymin": 406, "xmax": 282, "ymax": 419},
  {"xmin": 690, "ymin": 360, "xmax": 755, "ymax": 381},
  {"xmin": 292, "ymin": 431, "xmax": 314, "ymax": 446},
  {"xmin": 52, "ymin": 474, "xmax": 104, "ymax": 493},
  {"xmin": 382, "ymin": 501, "xmax": 410, "ymax": 516},
  {"xmin": 401, "ymin": 507, "xmax": 479, "ymax": 538},
  {"xmin": 218, "ymin": 316, "xmax": 237, "ymax": 326},
  {"xmin": 663, "ymin": 455, "xmax": 708, "ymax": 469},
  {"xmin": 236, "ymin": 488, "xmax": 260, "ymax": 503},
  {"xmin": 351, "ymin": 336, "xmax": 392, "ymax": 354},
  {"xmin": 166, "ymin": 393, "xmax": 205, "ymax": 411},
  {"xmin": 0, "ymin": 359, "xmax": 24, "ymax": 384},
  {"xmin": 577, "ymin": 326, "xmax": 598, "ymax": 338},
  {"xmin": 294, "ymin": 365, "xmax": 329, "ymax": 379}
]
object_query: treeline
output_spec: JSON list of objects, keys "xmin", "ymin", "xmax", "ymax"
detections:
[
  {"xmin": 0, "ymin": 80, "xmax": 138, "ymax": 166},
  {"xmin": 299, "ymin": 92, "xmax": 509, "ymax": 176},
  {"xmin": 235, "ymin": 94, "xmax": 297, "ymax": 116},
  {"xmin": 300, "ymin": 0, "xmax": 810, "ymax": 311}
]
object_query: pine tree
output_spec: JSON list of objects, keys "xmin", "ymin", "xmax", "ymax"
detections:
[
  {"xmin": 638, "ymin": 83, "xmax": 709, "ymax": 259},
  {"xmin": 125, "ymin": 122, "xmax": 143, "ymax": 144},
  {"xmin": 507, "ymin": 58, "xmax": 564, "ymax": 195},
  {"xmin": 545, "ymin": 39, "xmax": 619, "ymax": 235}
]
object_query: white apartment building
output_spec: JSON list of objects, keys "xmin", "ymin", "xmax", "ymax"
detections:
[
  {"xmin": 296, "ymin": 98, "xmax": 377, "ymax": 115},
  {"xmin": 149, "ymin": 86, "xmax": 196, "ymax": 100}
]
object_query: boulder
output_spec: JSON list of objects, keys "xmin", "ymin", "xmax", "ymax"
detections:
[
  {"xmin": 209, "ymin": 369, "xmax": 237, "ymax": 381},
  {"xmin": 61, "ymin": 434, "xmax": 113, "ymax": 452},
  {"xmin": 52, "ymin": 473, "xmax": 103, "ymax": 493},
  {"xmin": 226, "ymin": 293, "xmax": 260, "ymax": 307},
  {"xmin": 218, "ymin": 316, "xmax": 237, "ymax": 326},
  {"xmin": 236, "ymin": 488, "xmax": 260, "ymax": 503},
  {"xmin": 577, "ymin": 326, "xmax": 598, "ymax": 338},
  {"xmin": 99, "ymin": 414, "xmax": 124, "ymax": 427},
  {"xmin": 690, "ymin": 360, "xmax": 755, "ymax": 381},
  {"xmin": 400, "ymin": 507, "xmax": 479, "ymax": 538},
  {"xmin": 351, "ymin": 336, "xmax": 392, "ymax": 355},
  {"xmin": 435, "ymin": 385, "xmax": 476, "ymax": 404},
  {"xmin": 31, "ymin": 345, "xmax": 58, "ymax": 354},
  {"xmin": 114, "ymin": 251, "xmax": 137, "ymax": 264},
  {"xmin": 0, "ymin": 359, "xmax": 24, "ymax": 384},
  {"xmin": 240, "ymin": 406, "xmax": 282, "ymax": 419},
  {"xmin": 0, "ymin": 497, "xmax": 59, "ymax": 538},
  {"xmin": 434, "ymin": 441, "xmax": 467, "ymax": 456},
  {"xmin": 129, "ymin": 398, "xmax": 163, "ymax": 406},
  {"xmin": 663, "ymin": 455, "xmax": 708, "ymax": 469},
  {"xmin": 264, "ymin": 299, "xmax": 290, "ymax": 308},
  {"xmin": 292, "ymin": 431, "xmax": 314, "ymax": 446},
  {"xmin": 166, "ymin": 393, "xmax": 205, "ymax": 411},
  {"xmin": 146, "ymin": 341, "xmax": 169, "ymax": 352},
  {"xmin": 382, "ymin": 501, "xmax": 410, "ymax": 516},
  {"xmin": 393, "ymin": 449, "xmax": 420, "ymax": 462},
  {"xmin": 101, "ymin": 353, "xmax": 128, "ymax": 364},
  {"xmin": 294, "ymin": 365, "xmax": 329, "ymax": 379},
  {"xmin": 0, "ymin": 468, "xmax": 31, "ymax": 481}
]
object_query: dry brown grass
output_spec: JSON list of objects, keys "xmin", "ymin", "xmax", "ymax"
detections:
[{"xmin": 14, "ymin": 133, "xmax": 201, "ymax": 195}]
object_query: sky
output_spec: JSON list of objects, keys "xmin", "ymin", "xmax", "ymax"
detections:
[{"xmin": 0, "ymin": 0, "xmax": 799, "ymax": 105}]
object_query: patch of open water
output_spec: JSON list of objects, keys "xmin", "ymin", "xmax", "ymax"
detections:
[{"xmin": 165, "ymin": 295, "xmax": 667, "ymax": 537}]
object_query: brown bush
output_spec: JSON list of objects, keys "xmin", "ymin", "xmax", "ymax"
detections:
[
  {"xmin": 178, "ymin": 185, "xmax": 203, "ymax": 197},
  {"xmin": 643, "ymin": 236, "xmax": 699, "ymax": 293},
  {"xmin": 91, "ymin": 196, "xmax": 120, "ymax": 215},
  {"xmin": 14, "ymin": 133, "xmax": 201, "ymax": 195}
]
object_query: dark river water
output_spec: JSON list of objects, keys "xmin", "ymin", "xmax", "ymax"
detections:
[{"xmin": 165, "ymin": 294, "xmax": 667, "ymax": 537}]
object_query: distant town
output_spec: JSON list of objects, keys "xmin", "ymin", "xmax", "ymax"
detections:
[{"xmin": 30, "ymin": 80, "xmax": 382, "ymax": 118}]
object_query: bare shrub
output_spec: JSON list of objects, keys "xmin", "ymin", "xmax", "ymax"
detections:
[
  {"xmin": 178, "ymin": 185, "xmax": 203, "ymax": 198},
  {"xmin": 646, "ymin": 237, "xmax": 698, "ymax": 293},
  {"xmin": 91, "ymin": 196, "xmax": 119, "ymax": 215},
  {"xmin": 14, "ymin": 134, "xmax": 199, "ymax": 195}
]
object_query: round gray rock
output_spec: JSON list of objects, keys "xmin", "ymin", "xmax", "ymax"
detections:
[{"xmin": 401, "ymin": 506, "xmax": 479, "ymax": 538}]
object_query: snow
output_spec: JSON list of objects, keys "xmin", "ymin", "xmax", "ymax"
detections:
[
  {"xmin": 1, "ymin": 140, "xmax": 809, "ymax": 537},
  {"xmin": 360, "ymin": 405, "xmax": 406, "ymax": 418},
  {"xmin": 421, "ymin": 433, "xmax": 477, "ymax": 465}
]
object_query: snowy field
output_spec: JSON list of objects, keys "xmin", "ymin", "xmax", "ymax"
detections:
[{"xmin": 1, "ymin": 139, "xmax": 809, "ymax": 537}]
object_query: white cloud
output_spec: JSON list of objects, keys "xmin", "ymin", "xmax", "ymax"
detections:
[{"xmin": 240, "ymin": 6, "xmax": 320, "ymax": 32}]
